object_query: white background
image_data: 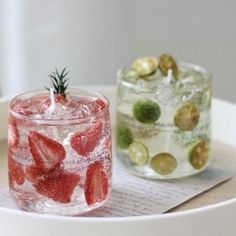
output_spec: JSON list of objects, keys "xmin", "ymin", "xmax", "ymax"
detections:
[{"xmin": 0, "ymin": 0, "xmax": 235, "ymax": 103}]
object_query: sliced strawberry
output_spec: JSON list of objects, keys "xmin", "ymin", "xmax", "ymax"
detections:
[
  {"xmin": 55, "ymin": 94, "xmax": 67, "ymax": 104},
  {"xmin": 8, "ymin": 117, "xmax": 19, "ymax": 148},
  {"xmin": 92, "ymin": 98, "xmax": 107, "ymax": 114},
  {"xmin": 25, "ymin": 164, "xmax": 44, "ymax": 183},
  {"xmin": 34, "ymin": 171, "xmax": 80, "ymax": 203},
  {"xmin": 8, "ymin": 152, "xmax": 25, "ymax": 185},
  {"xmin": 71, "ymin": 122, "xmax": 103, "ymax": 157},
  {"xmin": 26, "ymin": 164, "xmax": 63, "ymax": 184},
  {"xmin": 84, "ymin": 161, "xmax": 108, "ymax": 205},
  {"xmin": 28, "ymin": 131, "xmax": 66, "ymax": 172}
]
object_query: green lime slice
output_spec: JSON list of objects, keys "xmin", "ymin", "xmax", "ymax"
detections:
[
  {"xmin": 132, "ymin": 57, "xmax": 158, "ymax": 77},
  {"xmin": 159, "ymin": 54, "xmax": 179, "ymax": 77},
  {"xmin": 150, "ymin": 152, "xmax": 177, "ymax": 175},
  {"xmin": 116, "ymin": 123, "xmax": 133, "ymax": 149},
  {"xmin": 120, "ymin": 68, "xmax": 139, "ymax": 81},
  {"xmin": 128, "ymin": 141, "xmax": 149, "ymax": 165},
  {"xmin": 174, "ymin": 103, "xmax": 200, "ymax": 131},
  {"xmin": 133, "ymin": 99, "xmax": 161, "ymax": 124},
  {"xmin": 189, "ymin": 140, "xmax": 209, "ymax": 169},
  {"xmin": 193, "ymin": 88, "xmax": 212, "ymax": 109}
]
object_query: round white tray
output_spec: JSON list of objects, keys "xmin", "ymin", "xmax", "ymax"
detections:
[{"xmin": 0, "ymin": 86, "xmax": 236, "ymax": 236}]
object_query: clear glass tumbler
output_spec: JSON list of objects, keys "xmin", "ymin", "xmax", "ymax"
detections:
[
  {"xmin": 116, "ymin": 58, "xmax": 211, "ymax": 179},
  {"xmin": 8, "ymin": 88, "xmax": 112, "ymax": 215}
]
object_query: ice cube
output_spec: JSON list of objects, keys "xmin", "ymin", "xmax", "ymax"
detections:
[
  {"xmin": 43, "ymin": 102, "xmax": 68, "ymax": 119},
  {"xmin": 154, "ymin": 76, "xmax": 180, "ymax": 106},
  {"xmin": 177, "ymin": 69, "xmax": 205, "ymax": 88},
  {"xmin": 13, "ymin": 96, "xmax": 51, "ymax": 117}
]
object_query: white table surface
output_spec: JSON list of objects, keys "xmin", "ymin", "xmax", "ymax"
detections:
[{"xmin": 0, "ymin": 86, "xmax": 236, "ymax": 236}]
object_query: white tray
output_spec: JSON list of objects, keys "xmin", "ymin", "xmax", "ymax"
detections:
[{"xmin": 0, "ymin": 85, "xmax": 236, "ymax": 236}]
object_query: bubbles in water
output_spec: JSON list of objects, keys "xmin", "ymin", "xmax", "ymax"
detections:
[
  {"xmin": 43, "ymin": 103, "xmax": 68, "ymax": 119},
  {"xmin": 13, "ymin": 94, "xmax": 108, "ymax": 121},
  {"xmin": 116, "ymin": 63, "xmax": 211, "ymax": 179}
]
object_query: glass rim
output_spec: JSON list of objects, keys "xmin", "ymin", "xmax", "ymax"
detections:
[
  {"xmin": 9, "ymin": 88, "xmax": 110, "ymax": 125},
  {"xmin": 117, "ymin": 62, "xmax": 212, "ymax": 92}
]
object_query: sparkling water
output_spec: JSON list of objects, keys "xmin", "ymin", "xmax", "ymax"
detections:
[
  {"xmin": 116, "ymin": 63, "xmax": 211, "ymax": 179},
  {"xmin": 8, "ymin": 89, "xmax": 112, "ymax": 215}
]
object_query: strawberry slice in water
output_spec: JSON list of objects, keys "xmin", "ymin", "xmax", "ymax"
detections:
[
  {"xmin": 84, "ymin": 161, "xmax": 108, "ymax": 205},
  {"xmin": 28, "ymin": 131, "xmax": 66, "ymax": 172},
  {"xmin": 92, "ymin": 98, "xmax": 107, "ymax": 114},
  {"xmin": 8, "ymin": 118, "xmax": 19, "ymax": 148},
  {"xmin": 25, "ymin": 164, "xmax": 45, "ymax": 183},
  {"xmin": 25, "ymin": 164, "xmax": 63, "ymax": 183},
  {"xmin": 8, "ymin": 152, "xmax": 25, "ymax": 185},
  {"xmin": 34, "ymin": 171, "xmax": 80, "ymax": 203},
  {"xmin": 71, "ymin": 122, "xmax": 103, "ymax": 157},
  {"xmin": 54, "ymin": 94, "xmax": 67, "ymax": 104}
]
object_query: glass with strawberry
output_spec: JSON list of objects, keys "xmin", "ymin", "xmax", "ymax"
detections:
[{"xmin": 8, "ymin": 68, "xmax": 112, "ymax": 215}]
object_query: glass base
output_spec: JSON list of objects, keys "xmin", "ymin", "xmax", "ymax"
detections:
[
  {"xmin": 10, "ymin": 189, "xmax": 108, "ymax": 216},
  {"xmin": 117, "ymin": 154, "xmax": 210, "ymax": 180}
]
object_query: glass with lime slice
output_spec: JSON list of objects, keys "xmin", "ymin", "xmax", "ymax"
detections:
[{"xmin": 116, "ymin": 55, "xmax": 211, "ymax": 179}]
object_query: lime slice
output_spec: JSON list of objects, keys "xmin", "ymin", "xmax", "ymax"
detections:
[
  {"xmin": 133, "ymin": 99, "xmax": 161, "ymax": 124},
  {"xmin": 120, "ymin": 68, "xmax": 139, "ymax": 81},
  {"xmin": 174, "ymin": 103, "xmax": 200, "ymax": 131},
  {"xmin": 159, "ymin": 54, "xmax": 178, "ymax": 77},
  {"xmin": 128, "ymin": 141, "xmax": 149, "ymax": 165},
  {"xmin": 116, "ymin": 123, "xmax": 133, "ymax": 149},
  {"xmin": 189, "ymin": 140, "xmax": 209, "ymax": 169},
  {"xmin": 150, "ymin": 152, "xmax": 177, "ymax": 175},
  {"xmin": 193, "ymin": 88, "xmax": 212, "ymax": 109},
  {"xmin": 132, "ymin": 57, "xmax": 158, "ymax": 77}
]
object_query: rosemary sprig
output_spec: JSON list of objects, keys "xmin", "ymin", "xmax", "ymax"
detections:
[{"xmin": 46, "ymin": 67, "xmax": 69, "ymax": 98}]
